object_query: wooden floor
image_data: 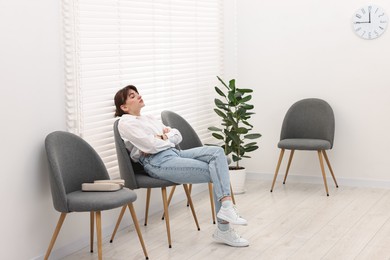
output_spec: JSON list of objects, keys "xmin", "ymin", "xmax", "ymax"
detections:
[{"xmin": 62, "ymin": 180, "xmax": 390, "ymax": 260}]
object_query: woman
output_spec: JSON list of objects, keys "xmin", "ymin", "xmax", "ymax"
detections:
[{"xmin": 114, "ymin": 85, "xmax": 249, "ymax": 247}]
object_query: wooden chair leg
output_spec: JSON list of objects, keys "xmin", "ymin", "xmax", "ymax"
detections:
[
  {"xmin": 208, "ymin": 183, "xmax": 216, "ymax": 224},
  {"xmin": 167, "ymin": 186, "xmax": 176, "ymax": 207},
  {"xmin": 44, "ymin": 213, "xmax": 66, "ymax": 260},
  {"xmin": 110, "ymin": 205, "xmax": 126, "ymax": 243},
  {"xmin": 161, "ymin": 187, "xmax": 172, "ymax": 248},
  {"xmin": 95, "ymin": 211, "xmax": 102, "ymax": 260},
  {"xmin": 144, "ymin": 188, "xmax": 151, "ymax": 226},
  {"xmin": 162, "ymin": 185, "xmax": 176, "ymax": 220},
  {"xmin": 322, "ymin": 150, "xmax": 338, "ymax": 188},
  {"xmin": 187, "ymin": 184, "xmax": 193, "ymax": 206},
  {"xmin": 271, "ymin": 149, "xmax": 285, "ymax": 192},
  {"xmin": 90, "ymin": 211, "xmax": 94, "ymax": 252},
  {"xmin": 183, "ymin": 184, "xmax": 200, "ymax": 231},
  {"xmin": 318, "ymin": 150, "xmax": 330, "ymax": 196},
  {"xmin": 283, "ymin": 150, "xmax": 295, "ymax": 184},
  {"xmin": 230, "ymin": 184, "xmax": 236, "ymax": 204},
  {"xmin": 127, "ymin": 203, "xmax": 149, "ymax": 259}
]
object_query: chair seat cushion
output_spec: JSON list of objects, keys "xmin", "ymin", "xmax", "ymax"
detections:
[
  {"xmin": 278, "ymin": 138, "xmax": 331, "ymax": 150},
  {"xmin": 67, "ymin": 187, "xmax": 137, "ymax": 212},
  {"xmin": 135, "ymin": 174, "xmax": 177, "ymax": 188}
]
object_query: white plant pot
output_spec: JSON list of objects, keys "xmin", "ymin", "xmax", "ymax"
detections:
[{"xmin": 229, "ymin": 168, "xmax": 246, "ymax": 194}]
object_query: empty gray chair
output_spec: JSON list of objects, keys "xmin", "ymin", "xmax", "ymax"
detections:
[
  {"xmin": 270, "ymin": 98, "xmax": 339, "ymax": 196},
  {"xmin": 44, "ymin": 131, "xmax": 148, "ymax": 260},
  {"xmin": 110, "ymin": 119, "xmax": 200, "ymax": 248},
  {"xmin": 161, "ymin": 110, "xmax": 236, "ymax": 224}
]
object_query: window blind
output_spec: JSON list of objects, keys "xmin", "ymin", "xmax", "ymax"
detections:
[{"xmin": 63, "ymin": 0, "xmax": 224, "ymax": 178}]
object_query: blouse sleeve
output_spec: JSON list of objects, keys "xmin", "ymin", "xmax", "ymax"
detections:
[
  {"xmin": 165, "ymin": 127, "xmax": 182, "ymax": 145},
  {"xmin": 119, "ymin": 118, "xmax": 173, "ymax": 154},
  {"xmin": 147, "ymin": 114, "xmax": 183, "ymax": 146}
]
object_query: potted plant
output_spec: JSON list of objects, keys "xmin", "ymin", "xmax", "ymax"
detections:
[{"xmin": 208, "ymin": 76, "xmax": 261, "ymax": 194}]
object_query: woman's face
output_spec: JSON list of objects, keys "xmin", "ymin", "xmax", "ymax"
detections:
[{"xmin": 121, "ymin": 89, "xmax": 145, "ymax": 115}]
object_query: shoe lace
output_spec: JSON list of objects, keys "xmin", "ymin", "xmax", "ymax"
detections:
[
  {"xmin": 229, "ymin": 228, "xmax": 241, "ymax": 240},
  {"xmin": 232, "ymin": 205, "xmax": 242, "ymax": 218}
]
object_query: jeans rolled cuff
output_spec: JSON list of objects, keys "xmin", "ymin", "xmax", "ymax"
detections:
[{"xmin": 217, "ymin": 193, "xmax": 232, "ymax": 201}]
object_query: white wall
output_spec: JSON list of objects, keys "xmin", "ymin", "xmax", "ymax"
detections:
[
  {"xmin": 233, "ymin": 0, "xmax": 390, "ymax": 185},
  {"xmin": 1, "ymin": 1, "xmax": 65, "ymax": 259}
]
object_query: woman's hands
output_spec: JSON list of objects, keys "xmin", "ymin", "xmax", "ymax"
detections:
[
  {"xmin": 155, "ymin": 127, "xmax": 170, "ymax": 140},
  {"xmin": 163, "ymin": 127, "xmax": 171, "ymax": 134}
]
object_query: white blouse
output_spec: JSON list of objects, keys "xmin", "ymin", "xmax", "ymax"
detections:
[{"xmin": 118, "ymin": 114, "xmax": 182, "ymax": 162}]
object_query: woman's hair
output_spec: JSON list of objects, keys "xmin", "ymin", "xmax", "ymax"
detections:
[{"xmin": 114, "ymin": 85, "xmax": 139, "ymax": 117}]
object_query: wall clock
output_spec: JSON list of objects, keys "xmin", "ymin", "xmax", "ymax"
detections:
[{"xmin": 352, "ymin": 5, "xmax": 388, "ymax": 40}]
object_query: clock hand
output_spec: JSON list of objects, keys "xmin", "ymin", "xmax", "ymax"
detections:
[
  {"xmin": 355, "ymin": 21, "xmax": 370, "ymax": 24},
  {"xmin": 369, "ymin": 10, "xmax": 371, "ymax": 23}
]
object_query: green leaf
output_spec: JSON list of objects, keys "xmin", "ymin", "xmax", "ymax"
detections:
[
  {"xmin": 212, "ymin": 133, "xmax": 224, "ymax": 140},
  {"xmin": 226, "ymin": 114, "xmax": 238, "ymax": 128},
  {"xmin": 224, "ymin": 121, "xmax": 232, "ymax": 127},
  {"xmin": 242, "ymin": 120, "xmax": 253, "ymax": 128},
  {"xmin": 217, "ymin": 76, "xmax": 229, "ymax": 89},
  {"xmin": 236, "ymin": 107, "xmax": 247, "ymax": 117},
  {"xmin": 234, "ymin": 92, "xmax": 242, "ymax": 99},
  {"xmin": 244, "ymin": 145, "xmax": 259, "ymax": 152},
  {"xmin": 224, "ymin": 145, "xmax": 232, "ymax": 155},
  {"xmin": 214, "ymin": 98, "xmax": 227, "ymax": 109},
  {"xmin": 208, "ymin": 126, "xmax": 222, "ymax": 132},
  {"xmin": 236, "ymin": 88, "xmax": 253, "ymax": 93},
  {"xmin": 244, "ymin": 142, "xmax": 257, "ymax": 147},
  {"xmin": 238, "ymin": 95, "xmax": 252, "ymax": 103},
  {"xmin": 227, "ymin": 91, "xmax": 236, "ymax": 105},
  {"xmin": 232, "ymin": 154, "xmax": 242, "ymax": 162},
  {"xmin": 215, "ymin": 86, "xmax": 226, "ymax": 97},
  {"xmin": 245, "ymin": 112, "xmax": 255, "ymax": 115},
  {"xmin": 224, "ymin": 133, "xmax": 232, "ymax": 143},
  {"xmin": 229, "ymin": 79, "xmax": 236, "ymax": 91},
  {"xmin": 226, "ymin": 131, "xmax": 240, "ymax": 145},
  {"xmin": 237, "ymin": 127, "xmax": 249, "ymax": 134},
  {"xmin": 214, "ymin": 108, "xmax": 226, "ymax": 118},
  {"xmin": 242, "ymin": 104, "xmax": 254, "ymax": 110},
  {"xmin": 244, "ymin": 133, "xmax": 262, "ymax": 139}
]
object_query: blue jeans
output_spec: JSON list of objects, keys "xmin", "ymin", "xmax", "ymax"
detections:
[{"xmin": 139, "ymin": 146, "xmax": 231, "ymax": 222}]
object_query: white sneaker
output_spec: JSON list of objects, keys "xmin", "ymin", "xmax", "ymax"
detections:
[
  {"xmin": 212, "ymin": 227, "xmax": 249, "ymax": 247},
  {"xmin": 217, "ymin": 205, "xmax": 248, "ymax": 225}
]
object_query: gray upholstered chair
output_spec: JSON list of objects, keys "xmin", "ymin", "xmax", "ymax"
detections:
[
  {"xmin": 110, "ymin": 119, "xmax": 200, "ymax": 248},
  {"xmin": 161, "ymin": 110, "xmax": 236, "ymax": 224},
  {"xmin": 270, "ymin": 98, "xmax": 339, "ymax": 196},
  {"xmin": 44, "ymin": 131, "xmax": 148, "ymax": 260}
]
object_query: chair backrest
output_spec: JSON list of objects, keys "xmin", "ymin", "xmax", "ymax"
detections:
[
  {"xmin": 45, "ymin": 131, "xmax": 110, "ymax": 212},
  {"xmin": 280, "ymin": 98, "xmax": 335, "ymax": 148},
  {"xmin": 113, "ymin": 119, "xmax": 141, "ymax": 190},
  {"xmin": 161, "ymin": 110, "xmax": 202, "ymax": 150}
]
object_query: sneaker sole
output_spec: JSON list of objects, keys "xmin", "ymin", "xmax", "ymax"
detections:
[
  {"xmin": 212, "ymin": 234, "xmax": 249, "ymax": 247},
  {"xmin": 216, "ymin": 213, "xmax": 248, "ymax": 225}
]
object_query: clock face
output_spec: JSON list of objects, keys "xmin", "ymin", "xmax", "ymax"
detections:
[{"xmin": 352, "ymin": 5, "xmax": 388, "ymax": 40}]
